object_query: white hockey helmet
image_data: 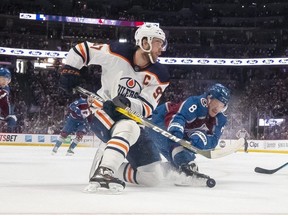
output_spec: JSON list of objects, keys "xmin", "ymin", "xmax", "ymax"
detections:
[{"xmin": 134, "ymin": 24, "xmax": 167, "ymax": 53}]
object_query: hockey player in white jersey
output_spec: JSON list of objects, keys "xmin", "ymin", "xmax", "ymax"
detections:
[{"xmin": 59, "ymin": 24, "xmax": 169, "ymax": 192}]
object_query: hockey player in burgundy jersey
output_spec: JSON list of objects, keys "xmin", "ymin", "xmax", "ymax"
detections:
[
  {"xmin": 52, "ymin": 95, "xmax": 91, "ymax": 156},
  {"xmin": 59, "ymin": 24, "xmax": 169, "ymax": 192},
  {"xmin": 0, "ymin": 67, "xmax": 17, "ymax": 133},
  {"xmin": 151, "ymin": 83, "xmax": 230, "ymax": 184}
]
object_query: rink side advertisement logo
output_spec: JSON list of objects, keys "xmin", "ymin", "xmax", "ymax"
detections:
[
  {"xmin": 50, "ymin": 136, "xmax": 58, "ymax": 143},
  {"xmin": 25, "ymin": 135, "xmax": 32, "ymax": 142},
  {"xmin": 0, "ymin": 134, "xmax": 18, "ymax": 142},
  {"xmin": 63, "ymin": 136, "xmax": 71, "ymax": 144},
  {"xmin": 249, "ymin": 141, "xmax": 259, "ymax": 148},
  {"xmin": 38, "ymin": 135, "xmax": 45, "ymax": 142},
  {"xmin": 277, "ymin": 142, "xmax": 288, "ymax": 149},
  {"xmin": 219, "ymin": 140, "xmax": 226, "ymax": 148}
]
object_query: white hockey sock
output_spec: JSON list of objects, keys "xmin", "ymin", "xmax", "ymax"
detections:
[{"xmin": 99, "ymin": 137, "xmax": 130, "ymax": 173}]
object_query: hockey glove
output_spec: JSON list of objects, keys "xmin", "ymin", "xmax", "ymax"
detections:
[
  {"xmin": 189, "ymin": 130, "xmax": 215, "ymax": 150},
  {"xmin": 103, "ymin": 95, "xmax": 130, "ymax": 122},
  {"xmin": 168, "ymin": 122, "xmax": 184, "ymax": 139},
  {"xmin": 59, "ymin": 65, "xmax": 81, "ymax": 95},
  {"xmin": 112, "ymin": 95, "xmax": 131, "ymax": 108}
]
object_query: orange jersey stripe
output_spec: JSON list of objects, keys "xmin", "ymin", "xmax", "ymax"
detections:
[
  {"xmin": 96, "ymin": 110, "xmax": 113, "ymax": 127},
  {"xmin": 92, "ymin": 100, "xmax": 103, "ymax": 108},
  {"xmin": 77, "ymin": 43, "xmax": 87, "ymax": 64},
  {"xmin": 143, "ymin": 103, "xmax": 152, "ymax": 117}
]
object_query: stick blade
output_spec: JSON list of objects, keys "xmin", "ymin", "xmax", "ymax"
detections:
[{"xmin": 254, "ymin": 167, "xmax": 274, "ymax": 174}]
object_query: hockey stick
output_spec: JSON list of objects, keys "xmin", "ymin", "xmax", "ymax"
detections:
[
  {"xmin": 254, "ymin": 162, "xmax": 288, "ymax": 174},
  {"xmin": 74, "ymin": 86, "xmax": 242, "ymax": 159}
]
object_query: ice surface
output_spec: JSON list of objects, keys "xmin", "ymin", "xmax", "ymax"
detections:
[{"xmin": 0, "ymin": 146, "xmax": 287, "ymax": 215}]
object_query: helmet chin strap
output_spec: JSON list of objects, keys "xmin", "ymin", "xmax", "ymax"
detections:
[
  {"xmin": 148, "ymin": 52, "xmax": 155, "ymax": 64},
  {"xmin": 139, "ymin": 39, "xmax": 156, "ymax": 64}
]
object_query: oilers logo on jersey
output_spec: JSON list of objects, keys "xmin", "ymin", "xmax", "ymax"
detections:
[{"xmin": 118, "ymin": 77, "xmax": 142, "ymax": 98}]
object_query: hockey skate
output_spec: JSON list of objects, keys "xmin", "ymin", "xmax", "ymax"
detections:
[
  {"xmin": 51, "ymin": 146, "xmax": 58, "ymax": 155},
  {"xmin": 174, "ymin": 162, "xmax": 216, "ymax": 188},
  {"xmin": 84, "ymin": 166, "xmax": 125, "ymax": 194},
  {"xmin": 66, "ymin": 148, "xmax": 74, "ymax": 156}
]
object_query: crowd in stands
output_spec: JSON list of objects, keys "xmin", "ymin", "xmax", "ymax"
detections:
[{"xmin": 1, "ymin": 0, "xmax": 288, "ymax": 139}]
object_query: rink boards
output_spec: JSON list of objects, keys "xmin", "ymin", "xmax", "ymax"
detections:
[{"xmin": 0, "ymin": 133, "xmax": 102, "ymax": 148}]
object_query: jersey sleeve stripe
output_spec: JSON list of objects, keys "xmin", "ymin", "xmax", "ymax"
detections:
[
  {"xmin": 73, "ymin": 47, "xmax": 85, "ymax": 63},
  {"xmin": 76, "ymin": 43, "xmax": 87, "ymax": 64},
  {"xmin": 91, "ymin": 99, "xmax": 103, "ymax": 108},
  {"xmin": 95, "ymin": 110, "xmax": 114, "ymax": 129},
  {"xmin": 143, "ymin": 103, "xmax": 152, "ymax": 117},
  {"xmin": 84, "ymin": 41, "xmax": 90, "ymax": 65},
  {"xmin": 138, "ymin": 96, "xmax": 154, "ymax": 117}
]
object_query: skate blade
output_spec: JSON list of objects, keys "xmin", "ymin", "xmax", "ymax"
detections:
[
  {"xmin": 51, "ymin": 151, "xmax": 57, "ymax": 155},
  {"xmin": 66, "ymin": 152, "xmax": 74, "ymax": 156},
  {"xmin": 83, "ymin": 182, "xmax": 124, "ymax": 194}
]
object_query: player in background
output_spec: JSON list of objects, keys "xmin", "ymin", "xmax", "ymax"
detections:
[
  {"xmin": 52, "ymin": 95, "xmax": 91, "ymax": 156},
  {"xmin": 236, "ymin": 127, "xmax": 250, "ymax": 153},
  {"xmin": 151, "ymin": 83, "xmax": 230, "ymax": 185},
  {"xmin": 59, "ymin": 24, "xmax": 169, "ymax": 192},
  {"xmin": 0, "ymin": 67, "xmax": 17, "ymax": 133}
]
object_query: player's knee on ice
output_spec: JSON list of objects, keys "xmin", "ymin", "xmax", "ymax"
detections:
[{"xmin": 111, "ymin": 119, "xmax": 140, "ymax": 146}]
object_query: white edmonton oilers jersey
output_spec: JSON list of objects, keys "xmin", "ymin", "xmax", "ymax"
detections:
[{"xmin": 65, "ymin": 41, "xmax": 170, "ymax": 118}]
